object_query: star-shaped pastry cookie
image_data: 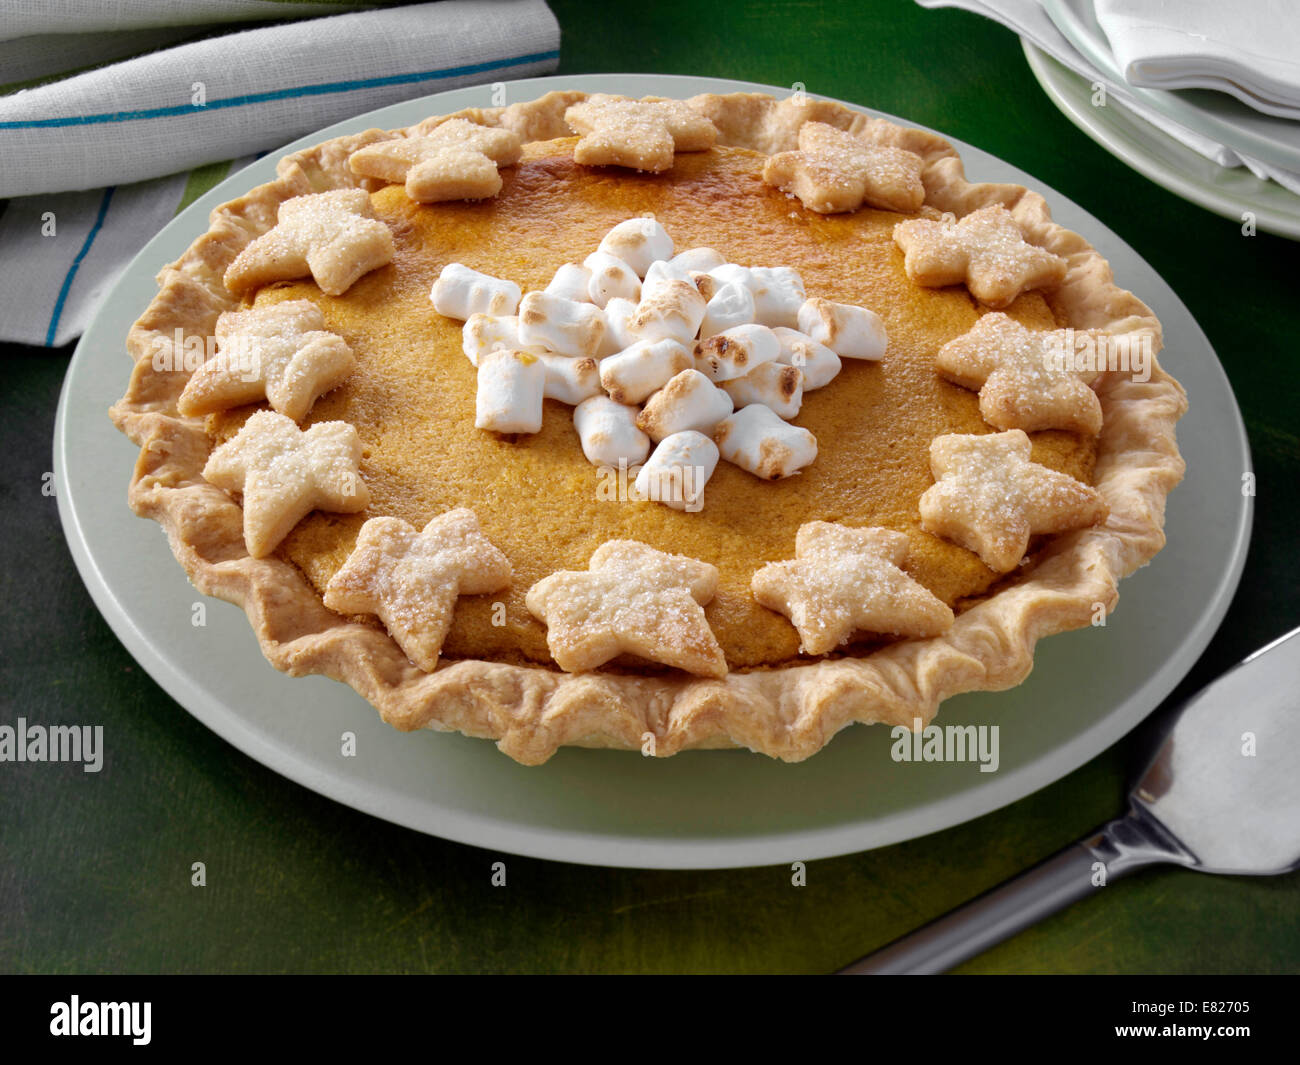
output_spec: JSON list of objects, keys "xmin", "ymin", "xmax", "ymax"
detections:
[
  {"xmin": 525, "ymin": 540, "xmax": 726, "ymax": 677},
  {"xmin": 564, "ymin": 95, "xmax": 718, "ymax": 172},
  {"xmin": 224, "ymin": 188, "xmax": 394, "ymax": 297},
  {"xmin": 937, "ymin": 312, "xmax": 1104, "ymax": 435},
  {"xmin": 347, "ymin": 118, "xmax": 524, "ymax": 202},
  {"xmin": 177, "ymin": 300, "xmax": 355, "ymax": 422},
  {"xmin": 919, "ymin": 430, "xmax": 1108, "ymax": 573},
  {"xmin": 202, "ymin": 409, "xmax": 370, "ymax": 558},
  {"xmin": 762, "ymin": 121, "xmax": 925, "ymax": 214},
  {"xmin": 323, "ymin": 509, "xmax": 512, "ymax": 672},
  {"xmin": 752, "ymin": 523, "xmax": 954, "ymax": 655},
  {"xmin": 893, "ymin": 204, "xmax": 1067, "ymax": 308}
]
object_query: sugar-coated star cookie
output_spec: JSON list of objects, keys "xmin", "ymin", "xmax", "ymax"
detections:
[
  {"xmin": 178, "ymin": 300, "xmax": 354, "ymax": 422},
  {"xmin": 919, "ymin": 430, "xmax": 1108, "ymax": 573},
  {"xmin": 324, "ymin": 509, "xmax": 512, "ymax": 672},
  {"xmin": 224, "ymin": 189, "xmax": 393, "ymax": 297},
  {"xmin": 202, "ymin": 409, "xmax": 369, "ymax": 557},
  {"xmin": 525, "ymin": 540, "xmax": 726, "ymax": 676},
  {"xmin": 752, "ymin": 523, "xmax": 954, "ymax": 654},
  {"xmin": 936, "ymin": 312, "xmax": 1104, "ymax": 435},
  {"xmin": 565, "ymin": 95, "xmax": 718, "ymax": 172},
  {"xmin": 348, "ymin": 118, "xmax": 523, "ymax": 202},
  {"xmin": 893, "ymin": 204, "xmax": 1067, "ymax": 309},
  {"xmin": 762, "ymin": 121, "xmax": 925, "ymax": 214}
]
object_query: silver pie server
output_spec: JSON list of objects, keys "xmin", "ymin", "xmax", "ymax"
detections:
[{"xmin": 839, "ymin": 625, "xmax": 1300, "ymax": 975}]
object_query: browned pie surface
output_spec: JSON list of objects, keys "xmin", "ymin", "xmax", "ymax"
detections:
[{"xmin": 211, "ymin": 137, "xmax": 1095, "ymax": 670}]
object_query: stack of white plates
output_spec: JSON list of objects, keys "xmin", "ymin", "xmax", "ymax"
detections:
[{"xmin": 1027, "ymin": 0, "xmax": 1300, "ymax": 238}]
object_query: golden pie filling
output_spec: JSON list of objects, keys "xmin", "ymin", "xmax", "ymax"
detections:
[{"xmin": 210, "ymin": 138, "xmax": 1096, "ymax": 670}]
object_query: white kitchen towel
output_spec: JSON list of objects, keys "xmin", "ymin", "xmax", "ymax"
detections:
[
  {"xmin": 0, "ymin": 3, "xmax": 377, "ymax": 91},
  {"xmin": 0, "ymin": 0, "xmax": 560, "ymax": 346},
  {"xmin": 0, "ymin": 1, "xmax": 362, "ymax": 39},
  {"xmin": 916, "ymin": 0, "xmax": 1300, "ymax": 194},
  {"xmin": 1, "ymin": 171, "xmax": 197, "ymax": 347},
  {"xmin": 1095, "ymin": 0, "xmax": 1300, "ymax": 119},
  {"xmin": 0, "ymin": 156, "xmax": 267, "ymax": 347},
  {"xmin": 0, "ymin": 26, "xmax": 213, "ymax": 87},
  {"xmin": 0, "ymin": 0, "xmax": 561, "ymax": 197}
]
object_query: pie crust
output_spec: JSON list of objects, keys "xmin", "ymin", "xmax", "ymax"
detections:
[{"xmin": 110, "ymin": 90, "xmax": 1187, "ymax": 765}]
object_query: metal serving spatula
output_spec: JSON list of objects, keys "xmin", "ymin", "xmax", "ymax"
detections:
[{"xmin": 839, "ymin": 626, "xmax": 1300, "ymax": 975}]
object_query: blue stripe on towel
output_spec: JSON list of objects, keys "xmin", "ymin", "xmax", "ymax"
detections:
[
  {"xmin": 45, "ymin": 186, "xmax": 114, "ymax": 347},
  {"xmin": 1, "ymin": 50, "xmax": 560, "ymax": 130}
]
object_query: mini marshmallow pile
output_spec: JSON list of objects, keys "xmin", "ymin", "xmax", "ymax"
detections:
[{"xmin": 429, "ymin": 218, "xmax": 888, "ymax": 510}]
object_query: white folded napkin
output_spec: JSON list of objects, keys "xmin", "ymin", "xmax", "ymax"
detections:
[
  {"xmin": 917, "ymin": 0, "xmax": 1300, "ymax": 193},
  {"xmin": 1095, "ymin": 0, "xmax": 1300, "ymax": 119},
  {"xmin": 0, "ymin": 0, "xmax": 560, "ymax": 347}
]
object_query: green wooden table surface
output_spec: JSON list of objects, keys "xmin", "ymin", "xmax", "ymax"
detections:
[{"xmin": 2, "ymin": 0, "xmax": 1297, "ymax": 974}]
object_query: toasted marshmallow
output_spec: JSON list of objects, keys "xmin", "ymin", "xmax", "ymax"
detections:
[
  {"xmin": 518, "ymin": 291, "xmax": 606, "ymax": 357},
  {"xmin": 463, "ymin": 313, "xmax": 529, "ymax": 367},
  {"xmin": 693, "ymin": 323, "xmax": 780, "ymax": 382},
  {"xmin": 597, "ymin": 218, "xmax": 674, "ymax": 278},
  {"xmin": 599, "ymin": 338, "xmax": 693, "ymax": 405},
  {"xmin": 545, "ymin": 262, "xmax": 594, "ymax": 303},
  {"xmin": 705, "ymin": 264, "xmax": 804, "ymax": 328},
  {"xmin": 431, "ymin": 263, "xmax": 522, "ymax": 320},
  {"xmin": 797, "ymin": 297, "xmax": 887, "ymax": 360},
  {"xmin": 598, "ymin": 297, "xmax": 637, "ymax": 357},
  {"xmin": 715, "ymin": 404, "xmax": 817, "ymax": 479},
  {"xmin": 584, "ymin": 250, "xmax": 641, "ymax": 308},
  {"xmin": 690, "ymin": 270, "xmax": 719, "ymax": 301},
  {"xmin": 773, "ymin": 326, "xmax": 842, "ymax": 390},
  {"xmin": 748, "ymin": 267, "xmax": 806, "ymax": 328},
  {"xmin": 636, "ymin": 369, "xmax": 734, "ymax": 442},
  {"xmin": 643, "ymin": 258, "xmax": 693, "ymax": 286},
  {"xmin": 475, "ymin": 349, "xmax": 545, "ymax": 433},
  {"xmin": 573, "ymin": 395, "xmax": 650, "ymax": 467},
  {"xmin": 670, "ymin": 247, "xmax": 726, "ymax": 273},
  {"xmin": 538, "ymin": 352, "xmax": 602, "ymax": 405},
  {"xmin": 706, "ymin": 263, "xmax": 750, "ymax": 290},
  {"xmin": 628, "ymin": 275, "xmax": 706, "ymax": 346},
  {"xmin": 634, "ymin": 431, "xmax": 719, "ymax": 512},
  {"xmin": 699, "ymin": 280, "xmax": 756, "ymax": 339},
  {"xmin": 722, "ymin": 361, "xmax": 803, "ymax": 420}
]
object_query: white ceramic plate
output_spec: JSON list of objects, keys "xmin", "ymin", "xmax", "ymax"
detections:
[
  {"xmin": 1044, "ymin": 0, "xmax": 1300, "ymax": 173},
  {"xmin": 55, "ymin": 73, "xmax": 1252, "ymax": 870},
  {"xmin": 1023, "ymin": 42, "xmax": 1300, "ymax": 240}
]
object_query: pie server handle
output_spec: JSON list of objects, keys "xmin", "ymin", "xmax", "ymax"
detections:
[{"xmin": 837, "ymin": 814, "xmax": 1173, "ymax": 974}]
